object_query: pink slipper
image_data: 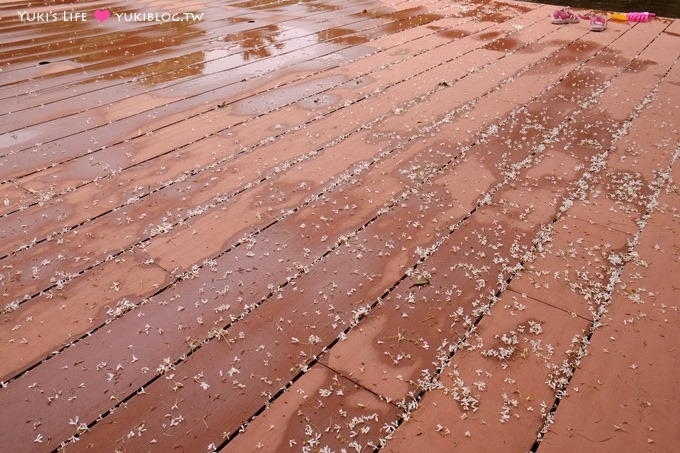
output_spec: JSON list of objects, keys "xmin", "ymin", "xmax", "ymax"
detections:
[
  {"xmin": 551, "ymin": 8, "xmax": 580, "ymax": 24},
  {"xmin": 589, "ymin": 15, "xmax": 607, "ymax": 31}
]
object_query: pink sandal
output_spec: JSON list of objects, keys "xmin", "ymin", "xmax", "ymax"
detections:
[
  {"xmin": 589, "ymin": 15, "xmax": 607, "ymax": 31},
  {"xmin": 551, "ymin": 8, "xmax": 580, "ymax": 24}
]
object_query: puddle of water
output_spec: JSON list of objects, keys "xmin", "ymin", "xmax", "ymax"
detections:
[
  {"xmin": 527, "ymin": 40, "xmax": 601, "ymax": 71},
  {"xmin": 588, "ymin": 47, "xmax": 629, "ymax": 67},
  {"xmin": 205, "ymin": 30, "xmax": 326, "ymax": 79},
  {"xmin": 516, "ymin": 39, "xmax": 568, "ymax": 55},
  {"xmin": 0, "ymin": 126, "xmax": 43, "ymax": 152},
  {"xmin": 484, "ymin": 37, "xmax": 523, "ymax": 52},
  {"xmin": 105, "ymin": 49, "xmax": 205, "ymax": 85},
  {"xmin": 224, "ymin": 24, "xmax": 284, "ymax": 61},
  {"xmin": 475, "ymin": 31, "xmax": 503, "ymax": 40},
  {"xmin": 367, "ymin": 7, "xmax": 444, "ymax": 34},
  {"xmin": 478, "ymin": 12, "xmax": 511, "ymax": 23},
  {"xmin": 317, "ymin": 27, "xmax": 370, "ymax": 46}
]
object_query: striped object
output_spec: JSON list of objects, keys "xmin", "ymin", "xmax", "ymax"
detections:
[{"xmin": 626, "ymin": 12, "xmax": 656, "ymax": 22}]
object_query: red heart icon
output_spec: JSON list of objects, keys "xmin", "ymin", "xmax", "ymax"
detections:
[{"xmin": 94, "ymin": 9, "xmax": 110, "ymax": 22}]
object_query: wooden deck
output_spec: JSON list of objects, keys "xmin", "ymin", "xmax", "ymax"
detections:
[{"xmin": 1, "ymin": 0, "xmax": 679, "ymax": 451}]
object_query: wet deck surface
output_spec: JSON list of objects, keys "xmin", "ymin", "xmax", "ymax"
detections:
[{"xmin": 1, "ymin": 0, "xmax": 679, "ymax": 451}]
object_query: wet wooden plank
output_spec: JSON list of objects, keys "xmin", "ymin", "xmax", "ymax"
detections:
[
  {"xmin": 0, "ymin": 3, "xmax": 540, "ymax": 235},
  {"xmin": 0, "ymin": 3, "xmax": 271, "ymax": 70},
  {"xmin": 315, "ymin": 147, "xmax": 597, "ymax": 403}
]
